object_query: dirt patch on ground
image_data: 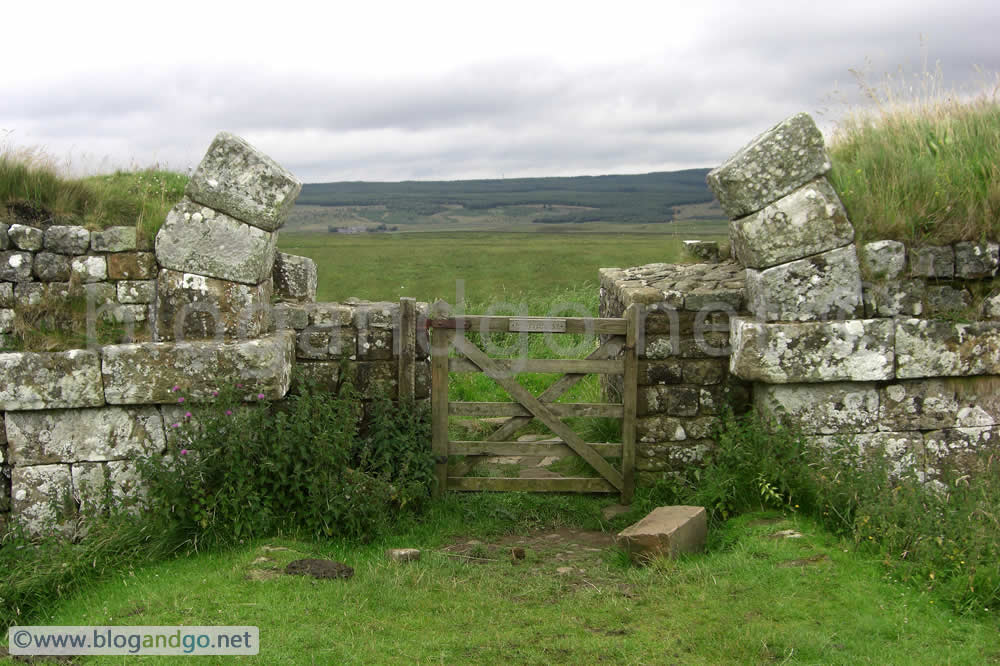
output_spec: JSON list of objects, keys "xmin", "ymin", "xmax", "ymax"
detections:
[
  {"xmin": 440, "ymin": 527, "xmax": 616, "ymax": 569},
  {"xmin": 284, "ymin": 558, "xmax": 355, "ymax": 580}
]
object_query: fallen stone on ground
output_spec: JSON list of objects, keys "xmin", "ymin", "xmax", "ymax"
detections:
[{"xmin": 615, "ymin": 505, "xmax": 707, "ymax": 563}]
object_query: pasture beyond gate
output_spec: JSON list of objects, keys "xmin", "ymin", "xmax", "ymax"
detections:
[{"xmin": 428, "ymin": 304, "xmax": 640, "ymax": 503}]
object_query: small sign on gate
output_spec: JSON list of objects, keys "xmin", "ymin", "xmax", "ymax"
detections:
[{"xmin": 508, "ymin": 318, "xmax": 568, "ymax": 333}]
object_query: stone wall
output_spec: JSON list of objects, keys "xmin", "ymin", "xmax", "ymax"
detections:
[{"xmin": 0, "ymin": 134, "xmax": 430, "ymax": 535}]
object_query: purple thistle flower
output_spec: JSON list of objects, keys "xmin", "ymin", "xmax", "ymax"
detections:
[
  {"xmin": 225, "ymin": 409, "xmax": 233, "ymax": 416},
  {"xmin": 257, "ymin": 393, "xmax": 265, "ymax": 400},
  {"xmin": 171, "ymin": 423, "xmax": 180, "ymax": 428},
  {"xmin": 184, "ymin": 411, "xmax": 192, "ymax": 419},
  {"xmin": 180, "ymin": 449, "xmax": 188, "ymax": 455},
  {"xmin": 177, "ymin": 397, "xmax": 185, "ymax": 403}
]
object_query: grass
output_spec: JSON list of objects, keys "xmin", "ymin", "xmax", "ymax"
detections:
[
  {"xmin": 0, "ymin": 145, "xmax": 186, "ymax": 244},
  {"xmin": 277, "ymin": 231, "xmax": 724, "ymax": 303},
  {"xmin": 828, "ymin": 68, "xmax": 1000, "ymax": 246},
  {"xmin": 17, "ymin": 499, "xmax": 1000, "ymax": 664}
]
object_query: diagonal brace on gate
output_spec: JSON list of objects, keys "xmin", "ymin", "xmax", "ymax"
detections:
[{"xmin": 451, "ymin": 335, "xmax": 625, "ymax": 491}]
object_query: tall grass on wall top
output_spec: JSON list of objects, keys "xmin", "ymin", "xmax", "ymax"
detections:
[
  {"xmin": 827, "ymin": 68, "xmax": 1000, "ymax": 245},
  {"xmin": 0, "ymin": 142, "xmax": 186, "ymax": 243}
]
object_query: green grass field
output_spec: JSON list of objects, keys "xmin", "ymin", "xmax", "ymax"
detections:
[{"xmin": 277, "ymin": 230, "xmax": 726, "ymax": 304}]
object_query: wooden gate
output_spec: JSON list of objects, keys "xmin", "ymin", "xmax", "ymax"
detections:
[{"xmin": 430, "ymin": 304, "xmax": 639, "ymax": 503}]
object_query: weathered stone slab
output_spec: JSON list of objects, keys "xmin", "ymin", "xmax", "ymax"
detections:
[
  {"xmin": 71, "ymin": 462, "xmax": 108, "ymax": 514},
  {"xmin": 895, "ymin": 319, "xmax": 1000, "ymax": 378},
  {"xmin": 1, "ymin": 251, "xmax": 33, "ymax": 282},
  {"xmin": 745, "ymin": 245, "xmax": 863, "ymax": 321},
  {"xmin": 117, "ymin": 280, "xmax": 155, "ymax": 304},
  {"xmin": 8, "ymin": 224, "xmax": 43, "ymax": 251},
  {"xmin": 292, "ymin": 361, "xmax": 342, "ymax": 392},
  {"xmin": 101, "ymin": 331, "xmax": 294, "ymax": 404},
  {"xmin": 615, "ymin": 506, "xmax": 707, "ymax": 563},
  {"xmin": 806, "ymin": 431, "xmax": 925, "ymax": 479},
  {"xmin": 11, "ymin": 464, "xmax": 74, "ymax": 536},
  {"xmin": 32, "ymin": 252, "xmax": 71, "ymax": 281},
  {"xmin": 43, "ymin": 226, "xmax": 91, "ymax": 254},
  {"xmin": 0, "ymin": 350, "xmax": 105, "ymax": 410},
  {"xmin": 0, "ymin": 308, "xmax": 13, "ymax": 334},
  {"xmin": 309, "ymin": 302, "xmax": 354, "ymax": 328},
  {"xmin": 91, "ymin": 226, "xmax": 137, "ymax": 252},
  {"xmin": 357, "ymin": 328, "xmax": 393, "ymax": 360},
  {"xmin": 682, "ymin": 240, "xmax": 720, "ymax": 263},
  {"xmin": 924, "ymin": 426, "xmax": 1000, "ymax": 475},
  {"xmin": 0, "ymin": 223, "xmax": 8, "ymax": 250},
  {"xmin": 296, "ymin": 327, "xmax": 357, "ymax": 360},
  {"xmin": 108, "ymin": 252, "xmax": 157, "ymax": 280},
  {"xmin": 730, "ymin": 318, "xmax": 894, "ymax": 383},
  {"xmin": 185, "ymin": 132, "xmax": 302, "ymax": 231},
  {"xmin": 70, "ymin": 255, "xmax": 108, "ymax": 282},
  {"xmin": 954, "ymin": 242, "xmax": 999, "ymax": 279},
  {"xmin": 273, "ymin": 252, "xmax": 317, "ymax": 303},
  {"xmin": 924, "ymin": 285, "xmax": 970, "ymax": 316},
  {"xmin": 0, "ymin": 282, "xmax": 12, "ymax": 308},
  {"xmin": 862, "ymin": 240, "xmax": 906, "ymax": 279},
  {"xmin": 272, "ymin": 302, "xmax": 309, "ymax": 330},
  {"xmin": 154, "ymin": 269, "xmax": 272, "ymax": 341},
  {"xmin": 880, "ymin": 378, "xmax": 1000, "ymax": 431},
  {"xmin": 352, "ymin": 301, "xmax": 398, "ymax": 328},
  {"xmin": 155, "ymin": 199, "xmax": 277, "ymax": 284},
  {"xmin": 355, "ymin": 361, "xmax": 397, "ymax": 399},
  {"xmin": 6, "ymin": 406, "xmax": 165, "ymax": 465},
  {"xmin": 730, "ymin": 178, "xmax": 853, "ymax": 269},
  {"xmin": 706, "ymin": 113, "xmax": 831, "ymax": 219},
  {"xmin": 863, "ymin": 280, "xmax": 924, "ymax": 317},
  {"xmin": 756, "ymin": 382, "xmax": 879, "ymax": 435},
  {"xmin": 637, "ymin": 415, "xmax": 689, "ymax": 442},
  {"xmin": 387, "ymin": 548, "xmax": 421, "ymax": 562},
  {"xmin": 909, "ymin": 246, "xmax": 954, "ymax": 278},
  {"xmin": 639, "ymin": 386, "xmax": 700, "ymax": 417}
]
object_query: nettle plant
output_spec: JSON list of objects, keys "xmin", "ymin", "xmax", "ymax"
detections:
[{"xmin": 134, "ymin": 371, "xmax": 434, "ymax": 546}]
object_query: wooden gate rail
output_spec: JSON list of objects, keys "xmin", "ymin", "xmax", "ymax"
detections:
[{"xmin": 430, "ymin": 306, "xmax": 640, "ymax": 503}]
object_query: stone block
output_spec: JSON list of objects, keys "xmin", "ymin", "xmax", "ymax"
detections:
[
  {"xmin": 954, "ymin": 242, "xmax": 999, "ymax": 279},
  {"xmin": 645, "ymin": 333, "xmax": 730, "ymax": 359},
  {"xmin": 0, "ymin": 223, "xmax": 8, "ymax": 250},
  {"xmin": 6, "ymin": 406, "xmax": 165, "ymax": 465},
  {"xmin": 70, "ymin": 255, "xmax": 107, "ymax": 282},
  {"xmin": 0, "ymin": 308, "xmax": 13, "ymax": 334},
  {"xmin": 880, "ymin": 378, "xmax": 1000, "ymax": 431},
  {"xmin": 273, "ymin": 252, "xmax": 317, "ymax": 303},
  {"xmin": 730, "ymin": 178, "xmax": 853, "ymax": 269},
  {"xmin": 0, "ymin": 350, "xmax": 105, "ymax": 410},
  {"xmin": 101, "ymin": 331, "xmax": 295, "ymax": 404},
  {"xmin": 155, "ymin": 199, "xmax": 277, "ymax": 285},
  {"xmin": 352, "ymin": 301, "xmax": 398, "ymax": 328},
  {"xmin": 924, "ymin": 426, "xmax": 1000, "ymax": 475},
  {"xmin": 698, "ymin": 381, "xmax": 751, "ymax": 415},
  {"xmin": 863, "ymin": 280, "xmax": 924, "ymax": 317},
  {"xmin": 292, "ymin": 361, "xmax": 342, "ymax": 392},
  {"xmin": 32, "ymin": 252, "xmax": 71, "ymax": 281},
  {"xmin": 755, "ymin": 382, "xmax": 879, "ymax": 435},
  {"xmin": 108, "ymin": 252, "xmax": 157, "ymax": 280},
  {"xmin": 706, "ymin": 112, "xmax": 831, "ymax": 219},
  {"xmin": 638, "ymin": 359, "xmax": 684, "ymax": 385},
  {"xmin": 730, "ymin": 317, "xmax": 894, "ymax": 383},
  {"xmin": 637, "ymin": 415, "xmax": 689, "ymax": 442},
  {"xmin": 296, "ymin": 327, "xmax": 357, "ymax": 360},
  {"xmin": 863, "ymin": 240, "xmax": 906, "ymax": 279},
  {"xmin": 909, "ymin": 246, "xmax": 954, "ymax": 278},
  {"xmin": 185, "ymin": 132, "xmax": 302, "ymax": 231},
  {"xmin": 1, "ymin": 251, "xmax": 33, "ymax": 282},
  {"xmin": 154, "ymin": 269, "xmax": 272, "ymax": 341},
  {"xmin": 0, "ymin": 282, "xmax": 12, "ymax": 308},
  {"xmin": 895, "ymin": 319, "xmax": 1000, "ymax": 378},
  {"xmin": 615, "ymin": 506, "xmax": 707, "ymax": 563},
  {"xmin": 682, "ymin": 240, "xmax": 720, "ymax": 263},
  {"xmin": 71, "ymin": 462, "xmax": 108, "ymax": 514},
  {"xmin": 387, "ymin": 548, "xmax": 421, "ymax": 563},
  {"xmin": 639, "ymin": 386, "xmax": 699, "ymax": 417},
  {"xmin": 681, "ymin": 358, "xmax": 727, "ymax": 385},
  {"xmin": 8, "ymin": 224, "xmax": 44, "ymax": 251},
  {"xmin": 924, "ymin": 285, "xmax": 970, "ymax": 316},
  {"xmin": 309, "ymin": 303, "xmax": 353, "ymax": 327},
  {"xmin": 273, "ymin": 302, "xmax": 310, "ymax": 330},
  {"xmin": 984, "ymin": 294, "xmax": 1000, "ymax": 320},
  {"xmin": 806, "ymin": 431, "xmax": 925, "ymax": 480},
  {"xmin": 44, "ymin": 226, "xmax": 91, "ymax": 254},
  {"xmin": 358, "ymin": 328, "xmax": 394, "ymax": 360},
  {"xmin": 355, "ymin": 361, "xmax": 397, "ymax": 399},
  {"xmin": 117, "ymin": 280, "xmax": 155, "ymax": 304},
  {"xmin": 91, "ymin": 227, "xmax": 137, "ymax": 252},
  {"xmin": 745, "ymin": 245, "xmax": 863, "ymax": 321},
  {"xmin": 11, "ymin": 464, "xmax": 74, "ymax": 536}
]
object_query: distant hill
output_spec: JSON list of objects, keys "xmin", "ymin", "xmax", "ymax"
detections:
[{"xmin": 297, "ymin": 169, "xmax": 717, "ymax": 226}]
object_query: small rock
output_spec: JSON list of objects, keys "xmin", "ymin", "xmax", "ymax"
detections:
[
  {"xmin": 387, "ymin": 548, "xmax": 421, "ymax": 562},
  {"xmin": 768, "ymin": 530, "xmax": 803, "ymax": 539},
  {"xmin": 511, "ymin": 547, "xmax": 526, "ymax": 561},
  {"xmin": 284, "ymin": 558, "xmax": 354, "ymax": 580},
  {"xmin": 556, "ymin": 566, "xmax": 574, "ymax": 575}
]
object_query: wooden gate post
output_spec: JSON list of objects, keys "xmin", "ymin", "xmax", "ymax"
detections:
[
  {"xmin": 621, "ymin": 303, "xmax": 641, "ymax": 504},
  {"xmin": 397, "ymin": 297, "xmax": 416, "ymax": 402},
  {"xmin": 430, "ymin": 326, "xmax": 455, "ymax": 497}
]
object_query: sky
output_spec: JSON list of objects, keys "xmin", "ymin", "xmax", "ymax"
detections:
[{"xmin": 3, "ymin": 0, "xmax": 998, "ymax": 183}]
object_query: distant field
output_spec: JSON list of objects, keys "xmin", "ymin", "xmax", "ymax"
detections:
[{"xmin": 277, "ymin": 230, "xmax": 726, "ymax": 304}]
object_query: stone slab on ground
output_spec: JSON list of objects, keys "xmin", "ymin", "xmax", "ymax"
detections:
[{"xmin": 615, "ymin": 505, "xmax": 707, "ymax": 563}]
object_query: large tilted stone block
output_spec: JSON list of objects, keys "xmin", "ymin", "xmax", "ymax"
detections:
[
  {"xmin": 707, "ymin": 113, "xmax": 831, "ymax": 219},
  {"xmin": 730, "ymin": 178, "xmax": 853, "ymax": 269},
  {"xmin": 880, "ymin": 378, "xmax": 1000, "ymax": 431},
  {"xmin": 0, "ymin": 350, "xmax": 105, "ymax": 410},
  {"xmin": 745, "ymin": 245, "xmax": 863, "ymax": 321},
  {"xmin": 11, "ymin": 464, "xmax": 74, "ymax": 536},
  {"xmin": 273, "ymin": 252, "xmax": 317, "ymax": 303},
  {"xmin": 755, "ymin": 382, "xmax": 879, "ymax": 435},
  {"xmin": 6, "ymin": 407, "xmax": 166, "ymax": 465},
  {"xmin": 101, "ymin": 331, "xmax": 294, "ymax": 404},
  {"xmin": 185, "ymin": 132, "xmax": 302, "ymax": 231},
  {"xmin": 155, "ymin": 199, "xmax": 277, "ymax": 284},
  {"xmin": 615, "ymin": 506, "xmax": 707, "ymax": 563},
  {"xmin": 154, "ymin": 269, "xmax": 273, "ymax": 341},
  {"xmin": 895, "ymin": 319, "xmax": 1000, "ymax": 378},
  {"xmin": 730, "ymin": 317, "xmax": 894, "ymax": 383}
]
